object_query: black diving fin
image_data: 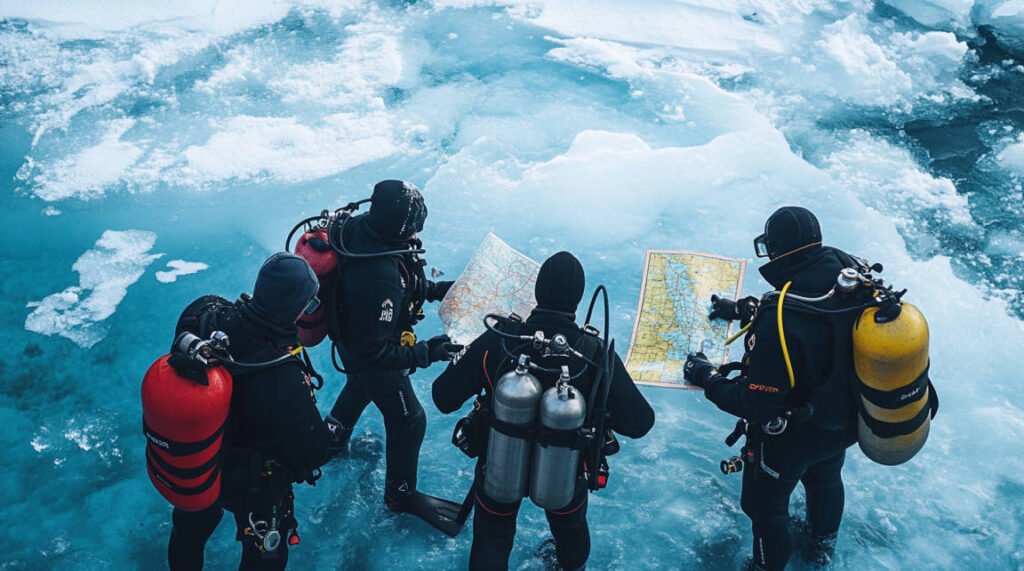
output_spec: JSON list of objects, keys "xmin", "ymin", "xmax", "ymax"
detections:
[{"xmin": 390, "ymin": 490, "xmax": 466, "ymax": 537}]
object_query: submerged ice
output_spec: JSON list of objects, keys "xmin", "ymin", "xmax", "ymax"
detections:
[{"xmin": 1, "ymin": 1, "xmax": 1024, "ymax": 569}]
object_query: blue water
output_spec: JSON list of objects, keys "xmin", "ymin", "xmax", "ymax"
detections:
[{"xmin": 2, "ymin": 1, "xmax": 1024, "ymax": 569}]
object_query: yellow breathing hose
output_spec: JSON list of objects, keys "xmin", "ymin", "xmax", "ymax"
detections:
[
  {"xmin": 725, "ymin": 322, "xmax": 751, "ymax": 346},
  {"xmin": 778, "ymin": 281, "xmax": 795, "ymax": 389},
  {"xmin": 289, "ymin": 346, "xmax": 305, "ymax": 356}
]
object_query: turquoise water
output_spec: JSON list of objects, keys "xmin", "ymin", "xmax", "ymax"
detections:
[{"xmin": 2, "ymin": 2, "xmax": 1023, "ymax": 569}]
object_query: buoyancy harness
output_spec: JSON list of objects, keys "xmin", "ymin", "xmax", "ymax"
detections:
[
  {"xmin": 142, "ymin": 296, "xmax": 322, "ymax": 512},
  {"xmin": 450, "ymin": 287, "xmax": 619, "ymax": 521},
  {"xmin": 285, "ymin": 202, "xmax": 429, "ymax": 371},
  {"xmin": 719, "ymin": 258, "xmax": 939, "ymax": 472}
]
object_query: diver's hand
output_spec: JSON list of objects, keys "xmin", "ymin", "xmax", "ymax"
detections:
[
  {"xmin": 427, "ymin": 280, "xmax": 455, "ymax": 302},
  {"xmin": 684, "ymin": 352, "xmax": 719, "ymax": 389},
  {"xmin": 708, "ymin": 295, "xmax": 738, "ymax": 321},
  {"xmin": 709, "ymin": 295, "xmax": 759, "ymax": 326},
  {"xmin": 414, "ymin": 335, "xmax": 464, "ymax": 367}
]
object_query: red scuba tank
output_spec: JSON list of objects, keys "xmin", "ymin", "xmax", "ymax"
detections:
[
  {"xmin": 294, "ymin": 228, "xmax": 339, "ymax": 279},
  {"xmin": 142, "ymin": 355, "xmax": 232, "ymax": 511},
  {"xmin": 294, "ymin": 229, "xmax": 338, "ymax": 347},
  {"xmin": 297, "ymin": 302, "xmax": 329, "ymax": 347}
]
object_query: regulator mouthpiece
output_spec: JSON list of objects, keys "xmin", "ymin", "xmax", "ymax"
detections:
[{"xmin": 549, "ymin": 334, "xmax": 570, "ymax": 355}]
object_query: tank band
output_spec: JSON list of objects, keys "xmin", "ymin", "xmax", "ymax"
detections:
[
  {"xmin": 858, "ymin": 363, "xmax": 930, "ymax": 411},
  {"xmin": 143, "ymin": 419, "xmax": 226, "ymax": 457},
  {"xmin": 146, "ymin": 442, "xmax": 220, "ymax": 480},
  {"xmin": 859, "ymin": 381, "xmax": 936, "ymax": 439},
  {"xmin": 148, "ymin": 453, "xmax": 221, "ymax": 497},
  {"xmin": 534, "ymin": 426, "xmax": 588, "ymax": 450},
  {"xmin": 489, "ymin": 416, "xmax": 534, "ymax": 440}
]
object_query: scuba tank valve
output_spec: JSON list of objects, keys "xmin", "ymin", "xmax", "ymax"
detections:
[
  {"xmin": 837, "ymin": 268, "xmax": 860, "ymax": 293},
  {"xmin": 174, "ymin": 331, "xmax": 229, "ymax": 366}
]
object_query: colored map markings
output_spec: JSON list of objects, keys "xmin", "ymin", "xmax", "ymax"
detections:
[{"xmin": 625, "ymin": 250, "xmax": 746, "ymax": 389}]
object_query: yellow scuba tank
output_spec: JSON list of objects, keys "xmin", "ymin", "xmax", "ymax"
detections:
[{"xmin": 852, "ymin": 302, "xmax": 932, "ymax": 466}]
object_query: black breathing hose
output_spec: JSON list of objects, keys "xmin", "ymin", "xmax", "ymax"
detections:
[
  {"xmin": 484, "ymin": 314, "xmax": 597, "ymax": 377},
  {"xmin": 284, "ymin": 215, "xmax": 324, "ymax": 252}
]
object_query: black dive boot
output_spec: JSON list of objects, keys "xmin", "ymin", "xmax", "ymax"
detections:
[
  {"xmin": 325, "ymin": 415, "xmax": 353, "ymax": 459},
  {"xmin": 807, "ymin": 532, "xmax": 838, "ymax": 565}
]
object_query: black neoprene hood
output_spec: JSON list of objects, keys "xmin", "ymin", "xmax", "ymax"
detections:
[
  {"xmin": 368, "ymin": 180, "xmax": 427, "ymax": 241},
  {"xmin": 762, "ymin": 206, "xmax": 822, "ymax": 260},
  {"xmin": 535, "ymin": 251, "xmax": 586, "ymax": 314},
  {"xmin": 250, "ymin": 252, "xmax": 319, "ymax": 326}
]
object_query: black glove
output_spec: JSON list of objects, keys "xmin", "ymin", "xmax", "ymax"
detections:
[
  {"xmin": 426, "ymin": 280, "xmax": 455, "ymax": 302},
  {"xmin": 413, "ymin": 334, "xmax": 464, "ymax": 368},
  {"xmin": 683, "ymin": 352, "xmax": 720, "ymax": 389},
  {"xmin": 709, "ymin": 294, "xmax": 759, "ymax": 326}
]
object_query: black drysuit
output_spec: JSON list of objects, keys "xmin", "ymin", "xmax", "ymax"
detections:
[
  {"xmin": 328, "ymin": 214, "xmax": 445, "ymax": 501},
  {"xmin": 167, "ymin": 298, "xmax": 333, "ymax": 571},
  {"xmin": 433, "ymin": 310, "xmax": 656, "ymax": 571},
  {"xmin": 705, "ymin": 246, "xmax": 860, "ymax": 571}
]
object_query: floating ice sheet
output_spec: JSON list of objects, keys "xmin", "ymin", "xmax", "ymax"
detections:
[{"xmin": 25, "ymin": 230, "xmax": 161, "ymax": 348}]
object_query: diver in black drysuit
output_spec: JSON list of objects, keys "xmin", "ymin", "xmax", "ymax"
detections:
[
  {"xmin": 167, "ymin": 253, "xmax": 333, "ymax": 571},
  {"xmin": 324, "ymin": 180, "xmax": 464, "ymax": 534},
  {"xmin": 433, "ymin": 252, "xmax": 656, "ymax": 571},
  {"xmin": 684, "ymin": 207, "xmax": 860, "ymax": 571}
]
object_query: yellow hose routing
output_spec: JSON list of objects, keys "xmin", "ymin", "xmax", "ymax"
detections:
[
  {"xmin": 289, "ymin": 346, "xmax": 305, "ymax": 356},
  {"xmin": 725, "ymin": 322, "xmax": 751, "ymax": 346},
  {"xmin": 777, "ymin": 281, "xmax": 795, "ymax": 390}
]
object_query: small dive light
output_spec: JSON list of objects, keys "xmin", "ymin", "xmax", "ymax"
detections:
[{"xmin": 721, "ymin": 456, "xmax": 744, "ymax": 475}]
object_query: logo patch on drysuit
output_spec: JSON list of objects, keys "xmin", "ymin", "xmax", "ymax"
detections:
[
  {"xmin": 451, "ymin": 344, "xmax": 469, "ymax": 365},
  {"xmin": 747, "ymin": 333, "xmax": 757, "ymax": 352},
  {"xmin": 380, "ymin": 299, "xmax": 394, "ymax": 322}
]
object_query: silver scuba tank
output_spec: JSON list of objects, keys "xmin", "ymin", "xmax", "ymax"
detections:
[
  {"xmin": 483, "ymin": 355, "xmax": 542, "ymax": 503},
  {"xmin": 530, "ymin": 366, "xmax": 587, "ymax": 510}
]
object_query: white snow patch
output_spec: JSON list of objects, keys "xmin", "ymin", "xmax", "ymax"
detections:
[
  {"xmin": 268, "ymin": 17, "xmax": 406, "ymax": 107},
  {"xmin": 817, "ymin": 15, "xmax": 914, "ymax": 106},
  {"xmin": 998, "ymin": 136, "xmax": 1024, "ymax": 175},
  {"xmin": 182, "ymin": 113, "xmax": 398, "ymax": 184},
  {"xmin": 823, "ymin": 130, "xmax": 975, "ymax": 234},
  {"xmin": 25, "ymin": 230, "xmax": 162, "ymax": 348},
  {"xmin": 0, "ymin": 0, "xmax": 295, "ymax": 39},
  {"xmin": 156, "ymin": 260, "xmax": 209, "ymax": 283},
  {"xmin": 30, "ymin": 119, "xmax": 142, "ymax": 201}
]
